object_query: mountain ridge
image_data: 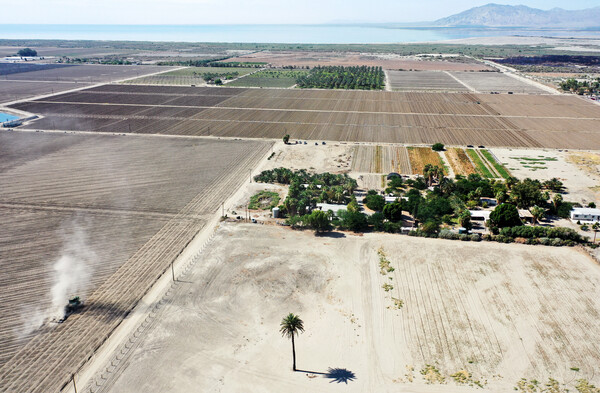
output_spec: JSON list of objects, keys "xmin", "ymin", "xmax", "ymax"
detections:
[{"xmin": 432, "ymin": 3, "xmax": 600, "ymax": 28}]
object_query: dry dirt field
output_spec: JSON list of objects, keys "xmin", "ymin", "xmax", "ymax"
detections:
[
  {"xmin": 223, "ymin": 51, "xmax": 492, "ymax": 71},
  {"xmin": 84, "ymin": 222, "xmax": 600, "ymax": 393},
  {"xmin": 449, "ymin": 72, "xmax": 548, "ymax": 94},
  {"xmin": 445, "ymin": 148, "xmax": 477, "ymax": 176},
  {"xmin": 11, "ymin": 84, "xmax": 600, "ymax": 149},
  {"xmin": 351, "ymin": 145, "xmax": 412, "ymax": 174},
  {"xmin": 387, "ymin": 70, "xmax": 468, "ymax": 92},
  {"xmin": 0, "ymin": 131, "xmax": 271, "ymax": 393},
  {"xmin": 490, "ymin": 148, "xmax": 600, "ymax": 205},
  {"xmin": 0, "ymin": 64, "xmax": 172, "ymax": 104}
]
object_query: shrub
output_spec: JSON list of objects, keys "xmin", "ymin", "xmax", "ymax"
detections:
[
  {"xmin": 489, "ymin": 203, "xmax": 522, "ymax": 228},
  {"xmin": 459, "ymin": 234, "xmax": 470, "ymax": 241},
  {"xmin": 470, "ymin": 234, "xmax": 481, "ymax": 242},
  {"xmin": 495, "ymin": 235, "xmax": 514, "ymax": 243},
  {"xmin": 432, "ymin": 143, "xmax": 445, "ymax": 151},
  {"xmin": 438, "ymin": 229, "xmax": 458, "ymax": 240},
  {"xmin": 551, "ymin": 238, "xmax": 564, "ymax": 247},
  {"xmin": 539, "ymin": 237, "xmax": 551, "ymax": 245}
]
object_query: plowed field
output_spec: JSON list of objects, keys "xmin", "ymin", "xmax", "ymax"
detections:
[{"xmin": 0, "ymin": 131, "xmax": 271, "ymax": 393}]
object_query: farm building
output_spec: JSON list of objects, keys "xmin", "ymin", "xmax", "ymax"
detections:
[
  {"xmin": 316, "ymin": 203, "xmax": 347, "ymax": 216},
  {"xmin": 570, "ymin": 207, "xmax": 600, "ymax": 222},
  {"xmin": 470, "ymin": 210, "xmax": 491, "ymax": 222}
]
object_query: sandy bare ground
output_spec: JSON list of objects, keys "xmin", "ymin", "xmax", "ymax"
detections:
[
  {"xmin": 84, "ymin": 222, "xmax": 600, "ymax": 393},
  {"xmin": 263, "ymin": 141, "xmax": 353, "ymax": 174},
  {"xmin": 224, "ymin": 51, "xmax": 491, "ymax": 71},
  {"xmin": 489, "ymin": 147, "xmax": 600, "ymax": 205}
]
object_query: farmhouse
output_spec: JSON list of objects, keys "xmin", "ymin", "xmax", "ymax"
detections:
[
  {"xmin": 571, "ymin": 207, "xmax": 600, "ymax": 222},
  {"xmin": 316, "ymin": 202, "xmax": 347, "ymax": 216}
]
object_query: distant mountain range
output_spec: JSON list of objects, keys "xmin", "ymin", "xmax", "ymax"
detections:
[{"xmin": 432, "ymin": 3, "xmax": 600, "ymax": 28}]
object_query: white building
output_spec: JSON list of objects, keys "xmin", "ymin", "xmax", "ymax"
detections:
[
  {"xmin": 316, "ymin": 203, "xmax": 347, "ymax": 216},
  {"xmin": 571, "ymin": 207, "xmax": 600, "ymax": 222}
]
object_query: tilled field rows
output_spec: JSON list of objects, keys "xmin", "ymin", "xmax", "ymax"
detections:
[
  {"xmin": 387, "ymin": 70, "xmax": 467, "ymax": 92},
  {"xmin": 11, "ymin": 85, "xmax": 600, "ymax": 149},
  {"xmin": 351, "ymin": 145, "xmax": 412, "ymax": 174},
  {"xmin": 0, "ymin": 132, "xmax": 272, "ymax": 393}
]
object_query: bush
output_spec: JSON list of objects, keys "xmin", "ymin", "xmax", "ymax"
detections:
[
  {"xmin": 432, "ymin": 143, "xmax": 445, "ymax": 151},
  {"xmin": 539, "ymin": 237, "xmax": 551, "ymax": 245},
  {"xmin": 551, "ymin": 238, "xmax": 564, "ymax": 247},
  {"xmin": 438, "ymin": 229, "xmax": 458, "ymax": 240},
  {"xmin": 470, "ymin": 234, "xmax": 481, "ymax": 242},
  {"xmin": 495, "ymin": 235, "xmax": 514, "ymax": 243},
  {"xmin": 338, "ymin": 210, "xmax": 368, "ymax": 232},
  {"xmin": 383, "ymin": 221, "xmax": 401, "ymax": 233},
  {"xmin": 364, "ymin": 192, "xmax": 385, "ymax": 211},
  {"xmin": 489, "ymin": 203, "xmax": 522, "ymax": 228},
  {"xmin": 459, "ymin": 234, "xmax": 470, "ymax": 241},
  {"xmin": 369, "ymin": 212, "xmax": 385, "ymax": 231}
]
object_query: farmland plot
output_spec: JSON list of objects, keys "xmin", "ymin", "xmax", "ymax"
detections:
[
  {"xmin": 444, "ymin": 147, "xmax": 477, "ymax": 176},
  {"xmin": 0, "ymin": 131, "xmax": 271, "ymax": 393},
  {"xmin": 93, "ymin": 223, "xmax": 600, "ymax": 393},
  {"xmin": 351, "ymin": 145, "xmax": 412, "ymax": 174},
  {"xmin": 122, "ymin": 67, "xmax": 256, "ymax": 86},
  {"xmin": 450, "ymin": 71, "xmax": 547, "ymax": 94},
  {"xmin": 11, "ymin": 84, "xmax": 600, "ymax": 149},
  {"xmin": 387, "ymin": 70, "xmax": 467, "ymax": 92},
  {"xmin": 407, "ymin": 147, "xmax": 445, "ymax": 175}
]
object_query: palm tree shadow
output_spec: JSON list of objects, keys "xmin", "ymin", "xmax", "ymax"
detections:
[
  {"xmin": 296, "ymin": 367, "xmax": 356, "ymax": 384},
  {"xmin": 325, "ymin": 368, "xmax": 356, "ymax": 384}
]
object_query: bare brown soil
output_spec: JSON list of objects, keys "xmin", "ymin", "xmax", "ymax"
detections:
[
  {"xmin": 224, "ymin": 51, "xmax": 492, "ymax": 71},
  {"xmin": 0, "ymin": 131, "xmax": 272, "ymax": 393}
]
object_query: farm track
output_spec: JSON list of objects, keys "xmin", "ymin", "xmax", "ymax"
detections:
[
  {"xmin": 10, "ymin": 85, "xmax": 600, "ymax": 149},
  {"xmin": 0, "ymin": 132, "xmax": 272, "ymax": 392}
]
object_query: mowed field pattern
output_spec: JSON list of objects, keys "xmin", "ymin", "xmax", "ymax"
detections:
[
  {"xmin": 0, "ymin": 131, "xmax": 271, "ymax": 393},
  {"xmin": 10, "ymin": 84, "xmax": 600, "ymax": 149}
]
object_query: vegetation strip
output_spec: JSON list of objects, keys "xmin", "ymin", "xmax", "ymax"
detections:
[
  {"xmin": 467, "ymin": 149, "xmax": 494, "ymax": 178},
  {"xmin": 481, "ymin": 150, "xmax": 511, "ymax": 179}
]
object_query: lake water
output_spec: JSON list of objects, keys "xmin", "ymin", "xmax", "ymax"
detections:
[
  {"xmin": 0, "ymin": 112, "xmax": 19, "ymax": 123},
  {"xmin": 1, "ymin": 24, "xmax": 599, "ymax": 44}
]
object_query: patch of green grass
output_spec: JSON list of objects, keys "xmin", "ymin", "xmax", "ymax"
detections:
[
  {"xmin": 511, "ymin": 156, "xmax": 558, "ymax": 162},
  {"xmin": 227, "ymin": 69, "xmax": 309, "ymax": 88},
  {"xmin": 467, "ymin": 149, "xmax": 493, "ymax": 178},
  {"xmin": 481, "ymin": 150, "xmax": 511, "ymax": 179},
  {"xmin": 248, "ymin": 191, "xmax": 280, "ymax": 210}
]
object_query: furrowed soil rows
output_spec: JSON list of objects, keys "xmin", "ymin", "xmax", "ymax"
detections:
[
  {"xmin": 352, "ymin": 145, "xmax": 412, "ymax": 174},
  {"xmin": 11, "ymin": 85, "xmax": 600, "ymax": 149},
  {"xmin": 0, "ymin": 131, "xmax": 272, "ymax": 393},
  {"xmin": 387, "ymin": 70, "xmax": 468, "ymax": 92}
]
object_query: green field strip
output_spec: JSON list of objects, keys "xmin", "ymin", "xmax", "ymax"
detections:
[
  {"xmin": 466, "ymin": 149, "xmax": 494, "ymax": 178},
  {"xmin": 481, "ymin": 149, "xmax": 511, "ymax": 179}
]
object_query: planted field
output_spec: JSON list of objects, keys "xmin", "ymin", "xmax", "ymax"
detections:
[
  {"xmin": 351, "ymin": 145, "xmax": 412, "ymax": 174},
  {"xmin": 407, "ymin": 147, "xmax": 445, "ymax": 175},
  {"xmin": 444, "ymin": 148, "xmax": 477, "ymax": 176},
  {"xmin": 0, "ymin": 131, "xmax": 271, "ymax": 393},
  {"xmin": 227, "ymin": 69, "xmax": 307, "ymax": 88},
  {"xmin": 481, "ymin": 149, "xmax": 511, "ymax": 178},
  {"xmin": 387, "ymin": 70, "xmax": 467, "ymax": 92},
  {"xmin": 122, "ymin": 66, "xmax": 256, "ymax": 86},
  {"xmin": 467, "ymin": 149, "xmax": 494, "ymax": 178},
  {"xmin": 11, "ymin": 84, "xmax": 600, "ymax": 149}
]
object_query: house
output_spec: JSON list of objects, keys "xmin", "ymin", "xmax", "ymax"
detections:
[
  {"xmin": 316, "ymin": 203, "xmax": 347, "ymax": 217},
  {"xmin": 480, "ymin": 197, "xmax": 497, "ymax": 206},
  {"xmin": 570, "ymin": 207, "xmax": 600, "ymax": 222},
  {"xmin": 518, "ymin": 209, "xmax": 534, "ymax": 224},
  {"xmin": 469, "ymin": 210, "xmax": 491, "ymax": 222}
]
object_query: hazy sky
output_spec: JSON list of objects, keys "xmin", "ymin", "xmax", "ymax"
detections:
[{"xmin": 2, "ymin": 0, "xmax": 598, "ymax": 24}]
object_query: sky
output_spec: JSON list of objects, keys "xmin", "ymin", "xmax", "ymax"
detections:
[{"xmin": 1, "ymin": 0, "xmax": 598, "ymax": 24}]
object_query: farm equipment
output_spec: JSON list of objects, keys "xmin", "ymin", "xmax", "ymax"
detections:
[{"xmin": 59, "ymin": 296, "xmax": 84, "ymax": 323}]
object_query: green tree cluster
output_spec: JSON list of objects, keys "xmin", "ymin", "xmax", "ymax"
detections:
[{"xmin": 296, "ymin": 65, "xmax": 385, "ymax": 90}]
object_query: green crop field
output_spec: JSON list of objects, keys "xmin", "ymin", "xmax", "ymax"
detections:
[
  {"xmin": 122, "ymin": 67, "xmax": 256, "ymax": 85},
  {"xmin": 481, "ymin": 150, "xmax": 511, "ymax": 179},
  {"xmin": 226, "ymin": 69, "xmax": 308, "ymax": 88},
  {"xmin": 467, "ymin": 149, "xmax": 494, "ymax": 178}
]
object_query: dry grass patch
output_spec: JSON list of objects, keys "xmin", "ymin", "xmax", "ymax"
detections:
[
  {"xmin": 407, "ymin": 147, "xmax": 446, "ymax": 175},
  {"xmin": 445, "ymin": 148, "xmax": 476, "ymax": 176}
]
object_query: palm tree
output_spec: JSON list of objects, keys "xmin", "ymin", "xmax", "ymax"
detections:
[
  {"xmin": 280, "ymin": 313, "xmax": 305, "ymax": 371},
  {"xmin": 530, "ymin": 205, "xmax": 545, "ymax": 226}
]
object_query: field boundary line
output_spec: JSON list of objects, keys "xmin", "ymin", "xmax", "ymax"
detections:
[{"xmin": 444, "ymin": 71, "xmax": 480, "ymax": 93}]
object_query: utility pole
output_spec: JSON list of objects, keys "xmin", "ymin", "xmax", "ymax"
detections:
[
  {"xmin": 171, "ymin": 261, "xmax": 175, "ymax": 282},
  {"xmin": 222, "ymin": 202, "xmax": 224, "ymax": 217},
  {"xmin": 72, "ymin": 374, "xmax": 78, "ymax": 393}
]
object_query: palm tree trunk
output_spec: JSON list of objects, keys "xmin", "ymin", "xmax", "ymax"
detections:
[{"xmin": 291, "ymin": 334, "xmax": 296, "ymax": 371}]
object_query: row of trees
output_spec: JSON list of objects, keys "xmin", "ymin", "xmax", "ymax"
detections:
[{"xmin": 296, "ymin": 66, "xmax": 385, "ymax": 90}]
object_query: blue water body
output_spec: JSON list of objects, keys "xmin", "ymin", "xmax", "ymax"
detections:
[
  {"xmin": 0, "ymin": 112, "xmax": 19, "ymax": 123},
  {"xmin": 1, "ymin": 24, "xmax": 599, "ymax": 44}
]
